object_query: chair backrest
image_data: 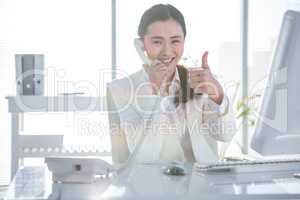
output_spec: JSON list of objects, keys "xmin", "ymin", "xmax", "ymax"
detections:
[{"xmin": 106, "ymin": 87, "xmax": 130, "ymax": 164}]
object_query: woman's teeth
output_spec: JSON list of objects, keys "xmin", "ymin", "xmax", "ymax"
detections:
[{"xmin": 159, "ymin": 58, "xmax": 174, "ymax": 65}]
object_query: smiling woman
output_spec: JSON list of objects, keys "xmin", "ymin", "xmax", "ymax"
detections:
[{"xmin": 107, "ymin": 4, "xmax": 237, "ymax": 165}]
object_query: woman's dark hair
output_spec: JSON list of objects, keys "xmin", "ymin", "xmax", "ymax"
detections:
[
  {"xmin": 138, "ymin": 4, "xmax": 186, "ymax": 38},
  {"xmin": 175, "ymin": 65, "xmax": 194, "ymax": 104},
  {"xmin": 138, "ymin": 4, "xmax": 193, "ymax": 104}
]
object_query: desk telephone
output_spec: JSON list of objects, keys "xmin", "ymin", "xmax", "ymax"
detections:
[{"xmin": 45, "ymin": 157, "xmax": 115, "ymax": 183}]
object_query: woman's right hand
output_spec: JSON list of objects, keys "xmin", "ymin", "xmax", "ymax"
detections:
[{"xmin": 144, "ymin": 62, "xmax": 168, "ymax": 95}]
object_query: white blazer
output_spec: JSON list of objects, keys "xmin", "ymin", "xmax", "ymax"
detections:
[{"xmin": 107, "ymin": 68, "xmax": 236, "ymax": 164}]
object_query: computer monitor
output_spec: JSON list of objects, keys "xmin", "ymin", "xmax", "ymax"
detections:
[{"xmin": 251, "ymin": 10, "xmax": 300, "ymax": 156}]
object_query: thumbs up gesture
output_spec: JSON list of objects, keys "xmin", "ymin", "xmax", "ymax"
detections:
[{"xmin": 189, "ymin": 51, "xmax": 224, "ymax": 105}]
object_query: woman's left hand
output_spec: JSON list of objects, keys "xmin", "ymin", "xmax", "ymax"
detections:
[{"xmin": 189, "ymin": 51, "xmax": 224, "ymax": 105}]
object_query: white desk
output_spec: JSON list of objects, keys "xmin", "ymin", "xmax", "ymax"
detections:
[{"xmin": 2, "ymin": 163, "xmax": 300, "ymax": 200}]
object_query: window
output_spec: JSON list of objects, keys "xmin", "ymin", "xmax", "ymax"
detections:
[
  {"xmin": 0, "ymin": 0, "xmax": 111, "ymax": 183},
  {"xmin": 117, "ymin": 0, "xmax": 241, "ymax": 86},
  {"xmin": 0, "ymin": 0, "xmax": 111, "ymax": 95}
]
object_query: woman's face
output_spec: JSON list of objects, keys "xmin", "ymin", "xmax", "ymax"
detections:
[{"xmin": 143, "ymin": 19, "xmax": 185, "ymax": 78}]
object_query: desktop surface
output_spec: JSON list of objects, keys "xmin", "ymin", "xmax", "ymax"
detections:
[{"xmin": 2, "ymin": 163, "xmax": 300, "ymax": 200}]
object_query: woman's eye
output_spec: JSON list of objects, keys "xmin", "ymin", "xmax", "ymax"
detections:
[
  {"xmin": 172, "ymin": 40, "xmax": 181, "ymax": 44},
  {"xmin": 153, "ymin": 40, "xmax": 162, "ymax": 45}
]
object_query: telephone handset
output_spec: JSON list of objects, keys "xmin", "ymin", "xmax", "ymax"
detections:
[
  {"xmin": 134, "ymin": 38, "xmax": 153, "ymax": 66},
  {"xmin": 134, "ymin": 38, "xmax": 159, "ymax": 72}
]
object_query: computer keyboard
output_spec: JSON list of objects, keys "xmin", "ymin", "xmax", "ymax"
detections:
[{"xmin": 194, "ymin": 158, "xmax": 300, "ymax": 173}]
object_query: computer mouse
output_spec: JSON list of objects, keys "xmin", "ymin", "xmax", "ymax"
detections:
[
  {"xmin": 293, "ymin": 173, "xmax": 300, "ymax": 178},
  {"xmin": 163, "ymin": 165, "xmax": 186, "ymax": 176}
]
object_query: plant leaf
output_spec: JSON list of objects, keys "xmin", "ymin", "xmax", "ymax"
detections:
[
  {"xmin": 236, "ymin": 100, "xmax": 245, "ymax": 111},
  {"xmin": 237, "ymin": 107, "xmax": 250, "ymax": 119}
]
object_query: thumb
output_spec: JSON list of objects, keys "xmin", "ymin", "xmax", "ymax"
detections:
[{"xmin": 201, "ymin": 51, "xmax": 209, "ymax": 69}]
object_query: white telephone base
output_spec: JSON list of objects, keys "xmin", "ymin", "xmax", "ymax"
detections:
[{"xmin": 45, "ymin": 157, "xmax": 115, "ymax": 184}]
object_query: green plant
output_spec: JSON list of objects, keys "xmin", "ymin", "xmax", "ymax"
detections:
[{"xmin": 236, "ymin": 93, "xmax": 261, "ymax": 127}]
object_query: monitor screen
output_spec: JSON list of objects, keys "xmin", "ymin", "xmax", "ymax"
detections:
[{"xmin": 251, "ymin": 10, "xmax": 300, "ymax": 156}]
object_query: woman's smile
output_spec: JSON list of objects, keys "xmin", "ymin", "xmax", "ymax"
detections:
[{"xmin": 157, "ymin": 57, "xmax": 176, "ymax": 65}]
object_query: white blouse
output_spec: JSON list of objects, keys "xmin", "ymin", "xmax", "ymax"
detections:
[{"xmin": 108, "ymin": 67, "xmax": 236, "ymax": 164}]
